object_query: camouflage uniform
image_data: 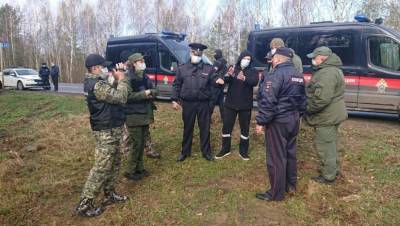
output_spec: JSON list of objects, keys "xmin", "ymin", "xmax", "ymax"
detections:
[{"xmin": 81, "ymin": 73, "xmax": 128, "ymax": 199}]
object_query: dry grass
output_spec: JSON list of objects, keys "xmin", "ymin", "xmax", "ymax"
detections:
[{"xmin": 0, "ymin": 90, "xmax": 399, "ymax": 225}]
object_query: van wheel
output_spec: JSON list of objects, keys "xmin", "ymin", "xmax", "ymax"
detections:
[{"xmin": 17, "ymin": 81, "xmax": 24, "ymax": 90}]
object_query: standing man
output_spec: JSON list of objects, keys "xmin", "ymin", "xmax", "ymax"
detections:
[
  {"xmin": 210, "ymin": 49, "xmax": 227, "ymax": 121},
  {"xmin": 76, "ymin": 54, "xmax": 128, "ymax": 217},
  {"xmin": 269, "ymin": 38, "xmax": 303, "ymax": 73},
  {"xmin": 305, "ymin": 47, "xmax": 347, "ymax": 184},
  {"xmin": 171, "ymin": 43, "xmax": 224, "ymax": 162},
  {"xmin": 215, "ymin": 50, "xmax": 259, "ymax": 161},
  {"xmin": 50, "ymin": 63, "xmax": 60, "ymax": 91},
  {"xmin": 39, "ymin": 63, "xmax": 51, "ymax": 90},
  {"xmin": 123, "ymin": 53, "xmax": 158, "ymax": 181},
  {"xmin": 255, "ymin": 47, "xmax": 306, "ymax": 201}
]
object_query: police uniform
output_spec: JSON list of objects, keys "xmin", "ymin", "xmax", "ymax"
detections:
[
  {"xmin": 255, "ymin": 48, "xmax": 306, "ymax": 201},
  {"xmin": 172, "ymin": 43, "xmax": 218, "ymax": 161},
  {"xmin": 76, "ymin": 54, "xmax": 129, "ymax": 217},
  {"xmin": 124, "ymin": 53, "xmax": 158, "ymax": 181}
]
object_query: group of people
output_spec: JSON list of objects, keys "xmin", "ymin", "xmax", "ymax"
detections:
[
  {"xmin": 76, "ymin": 37, "xmax": 347, "ymax": 217},
  {"xmin": 39, "ymin": 62, "xmax": 59, "ymax": 91}
]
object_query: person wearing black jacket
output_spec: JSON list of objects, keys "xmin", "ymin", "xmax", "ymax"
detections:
[
  {"xmin": 50, "ymin": 63, "xmax": 60, "ymax": 91},
  {"xmin": 215, "ymin": 50, "xmax": 259, "ymax": 160},
  {"xmin": 171, "ymin": 43, "xmax": 224, "ymax": 162},
  {"xmin": 210, "ymin": 49, "xmax": 227, "ymax": 120},
  {"xmin": 39, "ymin": 63, "xmax": 51, "ymax": 90},
  {"xmin": 255, "ymin": 47, "xmax": 306, "ymax": 201}
]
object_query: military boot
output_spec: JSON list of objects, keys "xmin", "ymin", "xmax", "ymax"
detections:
[
  {"xmin": 102, "ymin": 191, "xmax": 128, "ymax": 206},
  {"xmin": 75, "ymin": 198, "xmax": 103, "ymax": 217},
  {"xmin": 145, "ymin": 143, "xmax": 161, "ymax": 159}
]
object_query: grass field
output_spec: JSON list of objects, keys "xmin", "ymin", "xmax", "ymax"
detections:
[{"xmin": 0, "ymin": 90, "xmax": 399, "ymax": 225}]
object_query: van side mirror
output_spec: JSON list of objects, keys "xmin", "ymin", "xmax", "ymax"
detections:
[
  {"xmin": 171, "ymin": 62, "xmax": 178, "ymax": 72},
  {"xmin": 10, "ymin": 72, "xmax": 16, "ymax": 76}
]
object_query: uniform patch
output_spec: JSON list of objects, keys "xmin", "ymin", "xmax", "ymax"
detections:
[
  {"xmin": 291, "ymin": 77, "xmax": 304, "ymax": 83},
  {"xmin": 265, "ymin": 81, "xmax": 272, "ymax": 91},
  {"xmin": 201, "ymin": 73, "xmax": 209, "ymax": 76}
]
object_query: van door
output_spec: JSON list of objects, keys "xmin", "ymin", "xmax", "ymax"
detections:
[
  {"xmin": 297, "ymin": 29, "xmax": 360, "ymax": 108},
  {"xmin": 358, "ymin": 35, "xmax": 400, "ymax": 114},
  {"xmin": 155, "ymin": 43, "xmax": 179, "ymax": 98}
]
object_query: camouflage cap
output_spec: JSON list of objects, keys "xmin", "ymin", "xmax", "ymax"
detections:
[
  {"xmin": 307, "ymin": 46, "xmax": 332, "ymax": 58},
  {"xmin": 270, "ymin": 38, "xmax": 285, "ymax": 48},
  {"xmin": 128, "ymin": 53, "xmax": 144, "ymax": 63}
]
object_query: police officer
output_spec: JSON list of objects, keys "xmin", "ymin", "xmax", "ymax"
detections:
[
  {"xmin": 255, "ymin": 47, "xmax": 306, "ymax": 201},
  {"xmin": 210, "ymin": 49, "xmax": 228, "ymax": 120},
  {"xmin": 76, "ymin": 54, "xmax": 128, "ymax": 217},
  {"xmin": 305, "ymin": 47, "xmax": 347, "ymax": 184},
  {"xmin": 50, "ymin": 63, "xmax": 60, "ymax": 91},
  {"xmin": 171, "ymin": 43, "xmax": 224, "ymax": 162},
  {"xmin": 123, "ymin": 53, "xmax": 158, "ymax": 181},
  {"xmin": 215, "ymin": 50, "xmax": 259, "ymax": 161},
  {"xmin": 39, "ymin": 63, "xmax": 51, "ymax": 90}
]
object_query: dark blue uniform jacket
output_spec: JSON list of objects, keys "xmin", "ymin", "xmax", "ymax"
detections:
[{"xmin": 256, "ymin": 61, "xmax": 306, "ymax": 125}]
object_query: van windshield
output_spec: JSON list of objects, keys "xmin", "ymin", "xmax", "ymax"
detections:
[
  {"xmin": 163, "ymin": 39, "xmax": 190, "ymax": 63},
  {"xmin": 163, "ymin": 39, "xmax": 212, "ymax": 65}
]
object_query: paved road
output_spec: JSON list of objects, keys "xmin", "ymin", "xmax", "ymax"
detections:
[{"xmin": 55, "ymin": 83, "xmax": 84, "ymax": 94}]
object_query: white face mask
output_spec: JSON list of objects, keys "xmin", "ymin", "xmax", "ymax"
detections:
[
  {"xmin": 138, "ymin": 63, "xmax": 146, "ymax": 71},
  {"xmin": 101, "ymin": 67, "xmax": 109, "ymax": 74},
  {"xmin": 311, "ymin": 59, "xmax": 318, "ymax": 66},
  {"xmin": 240, "ymin": 59, "xmax": 250, "ymax": 68},
  {"xmin": 191, "ymin": 55, "xmax": 202, "ymax": 64}
]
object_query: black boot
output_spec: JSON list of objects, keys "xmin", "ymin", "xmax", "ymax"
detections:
[
  {"xmin": 215, "ymin": 137, "xmax": 231, "ymax": 159},
  {"xmin": 102, "ymin": 191, "xmax": 128, "ymax": 206},
  {"xmin": 75, "ymin": 198, "xmax": 103, "ymax": 217},
  {"xmin": 239, "ymin": 137, "xmax": 250, "ymax": 160}
]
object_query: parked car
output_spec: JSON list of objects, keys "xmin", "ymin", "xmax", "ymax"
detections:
[
  {"xmin": 0, "ymin": 68, "xmax": 48, "ymax": 90},
  {"xmin": 247, "ymin": 15, "xmax": 400, "ymax": 119},
  {"xmin": 106, "ymin": 30, "xmax": 212, "ymax": 99}
]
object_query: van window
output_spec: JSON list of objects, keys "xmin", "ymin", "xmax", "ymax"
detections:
[
  {"xmin": 299, "ymin": 32, "xmax": 354, "ymax": 66},
  {"xmin": 369, "ymin": 36, "xmax": 400, "ymax": 72},
  {"xmin": 253, "ymin": 33, "xmax": 297, "ymax": 65},
  {"xmin": 106, "ymin": 43, "xmax": 157, "ymax": 69},
  {"xmin": 159, "ymin": 49, "xmax": 178, "ymax": 72}
]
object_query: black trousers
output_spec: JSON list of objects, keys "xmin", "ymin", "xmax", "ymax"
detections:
[
  {"xmin": 181, "ymin": 100, "xmax": 211, "ymax": 156},
  {"xmin": 211, "ymin": 91, "xmax": 224, "ymax": 121},
  {"xmin": 51, "ymin": 76, "xmax": 59, "ymax": 91},
  {"xmin": 264, "ymin": 113, "xmax": 300, "ymax": 200},
  {"xmin": 221, "ymin": 106, "xmax": 251, "ymax": 155}
]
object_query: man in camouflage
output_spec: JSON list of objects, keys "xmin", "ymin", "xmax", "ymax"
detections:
[
  {"xmin": 76, "ymin": 54, "xmax": 129, "ymax": 217},
  {"xmin": 119, "ymin": 50, "xmax": 160, "ymax": 158},
  {"xmin": 123, "ymin": 53, "xmax": 158, "ymax": 181}
]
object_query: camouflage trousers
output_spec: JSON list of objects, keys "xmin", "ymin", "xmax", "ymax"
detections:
[{"xmin": 81, "ymin": 126, "xmax": 123, "ymax": 199}]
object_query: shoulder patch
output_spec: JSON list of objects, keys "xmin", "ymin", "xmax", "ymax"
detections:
[{"xmin": 291, "ymin": 77, "xmax": 304, "ymax": 83}]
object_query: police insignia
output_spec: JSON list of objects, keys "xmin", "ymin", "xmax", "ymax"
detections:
[
  {"xmin": 163, "ymin": 76, "xmax": 169, "ymax": 85},
  {"xmin": 376, "ymin": 78, "xmax": 388, "ymax": 94}
]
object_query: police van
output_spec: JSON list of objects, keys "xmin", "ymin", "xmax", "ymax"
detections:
[
  {"xmin": 247, "ymin": 16, "xmax": 400, "ymax": 118},
  {"xmin": 105, "ymin": 31, "xmax": 212, "ymax": 99}
]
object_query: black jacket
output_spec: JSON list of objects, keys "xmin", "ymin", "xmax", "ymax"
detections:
[
  {"xmin": 224, "ymin": 50, "xmax": 259, "ymax": 110},
  {"xmin": 210, "ymin": 57, "xmax": 228, "ymax": 102},
  {"xmin": 256, "ymin": 61, "xmax": 306, "ymax": 125},
  {"xmin": 84, "ymin": 77, "xmax": 126, "ymax": 131},
  {"xmin": 125, "ymin": 71, "xmax": 153, "ymax": 115},
  {"xmin": 172, "ymin": 61, "xmax": 218, "ymax": 102},
  {"xmin": 39, "ymin": 66, "xmax": 50, "ymax": 79},
  {"xmin": 50, "ymin": 65, "xmax": 59, "ymax": 77}
]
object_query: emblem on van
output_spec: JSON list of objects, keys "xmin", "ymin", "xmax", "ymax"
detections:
[
  {"xmin": 376, "ymin": 79, "xmax": 388, "ymax": 94},
  {"xmin": 163, "ymin": 76, "xmax": 169, "ymax": 85}
]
